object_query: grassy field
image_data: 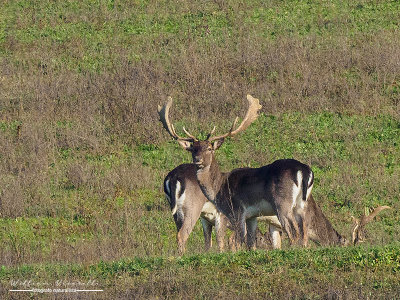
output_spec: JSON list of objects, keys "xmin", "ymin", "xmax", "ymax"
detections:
[
  {"xmin": 0, "ymin": 0, "xmax": 399, "ymax": 298},
  {"xmin": 1, "ymin": 245, "xmax": 400, "ymax": 298}
]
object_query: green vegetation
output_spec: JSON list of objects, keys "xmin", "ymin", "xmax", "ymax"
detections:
[
  {"xmin": 0, "ymin": 0, "xmax": 399, "ymax": 298},
  {"xmin": 1, "ymin": 245, "xmax": 400, "ymax": 298},
  {"xmin": 2, "ymin": 243, "xmax": 400, "ymax": 279}
]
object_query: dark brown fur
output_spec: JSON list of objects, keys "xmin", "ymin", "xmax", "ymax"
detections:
[
  {"xmin": 164, "ymin": 163, "xmax": 277, "ymax": 253},
  {"xmin": 189, "ymin": 140, "xmax": 314, "ymax": 249}
]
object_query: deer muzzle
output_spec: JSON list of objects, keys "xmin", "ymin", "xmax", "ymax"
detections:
[{"xmin": 194, "ymin": 158, "xmax": 204, "ymax": 168}]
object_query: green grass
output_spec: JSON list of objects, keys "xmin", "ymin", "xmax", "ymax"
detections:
[
  {"xmin": 3, "ymin": 243, "xmax": 399, "ymax": 279},
  {"xmin": 1, "ymin": 0, "xmax": 400, "ymax": 298},
  {"xmin": 2, "ymin": 0, "xmax": 400, "ymax": 72},
  {"xmin": 1, "ymin": 113, "xmax": 398, "ymax": 264},
  {"xmin": 1, "ymin": 244, "xmax": 400, "ymax": 298}
]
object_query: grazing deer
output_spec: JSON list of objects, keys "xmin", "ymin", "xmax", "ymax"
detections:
[
  {"xmin": 158, "ymin": 95, "xmax": 315, "ymax": 249},
  {"xmin": 262, "ymin": 194, "xmax": 390, "ymax": 247},
  {"xmin": 159, "ymin": 95, "xmax": 390, "ymax": 249},
  {"xmin": 164, "ymin": 163, "xmax": 279, "ymax": 254}
]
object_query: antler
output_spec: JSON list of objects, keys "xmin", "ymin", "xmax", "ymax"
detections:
[
  {"xmin": 351, "ymin": 205, "xmax": 390, "ymax": 245},
  {"xmin": 359, "ymin": 205, "xmax": 391, "ymax": 226},
  {"xmin": 209, "ymin": 95, "xmax": 262, "ymax": 142},
  {"xmin": 158, "ymin": 97, "xmax": 196, "ymax": 142},
  {"xmin": 205, "ymin": 126, "xmax": 216, "ymax": 140},
  {"xmin": 182, "ymin": 127, "xmax": 197, "ymax": 140}
]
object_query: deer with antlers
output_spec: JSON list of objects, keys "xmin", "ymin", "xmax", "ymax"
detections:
[
  {"xmin": 159, "ymin": 95, "xmax": 314, "ymax": 249},
  {"xmin": 264, "ymin": 194, "xmax": 390, "ymax": 247},
  {"xmin": 158, "ymin": 95, "xmax": 390, "ymax": 249}
]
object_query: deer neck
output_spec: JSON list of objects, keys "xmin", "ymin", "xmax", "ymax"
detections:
[
  {"xmin": 196, "ymin": 155, "xmax": 225, "ymax": 203},
  {"xmin": 307, "ymin": 195, "xmax": 347, "ymax": 246}
]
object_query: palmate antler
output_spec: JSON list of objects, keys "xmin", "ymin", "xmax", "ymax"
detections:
[
  {"xmin": 208, "ymin": 95, "xmax": 262, "ymax": 142},
  {"xmin": 351, "ymin": 205, "xmax": 390, "ymax": 245},
  {"xmin": 158, "ymin": 95, "xmax": 262, "ymax": 142}
]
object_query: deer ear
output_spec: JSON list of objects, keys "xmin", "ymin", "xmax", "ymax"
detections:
[
  {"xmin": 213, "ymin": 138, "xmax": 225, "ymax": 150},
  {"xmin": 177, "ymin": 140, "xmax": 192, "ymax": 151}
]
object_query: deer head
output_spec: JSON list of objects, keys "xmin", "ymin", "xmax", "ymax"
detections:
[
  {"xmin": 158, "ymin": 95, "xmax": 262, "ymax": 169},
  {"xmin": 350, "ymin": 206, "xmax": 390, "ymax": 245}
]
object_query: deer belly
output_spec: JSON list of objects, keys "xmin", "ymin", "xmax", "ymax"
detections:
[
  {"xmin": 200, "ymin": 201, "xmax": 218, "ymax": 224},
  {"xmin": 257, "ymin": 215, "xmax": 282, "ymax": 229},
  {"xmin": 244, "ymin": 201, "xmax": 275, "ymax": 219}
]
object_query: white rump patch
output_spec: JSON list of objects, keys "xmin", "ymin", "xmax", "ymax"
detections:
[
  {"xmin": 308, "ymin": 171, "xmax": 313, "ymax": 186},
  {"xmin": 306, "ymin": 172, "xmax": 313, "ymax": 200},
  {"xmin": 171, "ymin": 180, "xmax": 185, "ymax": 216},
  {"xmin": 165, "ymin": 194, "xmax": 171, "ymax": 204},
  {"xmin": 171, "ymin": 204, "xmax": 177, "ymax": 215},
  {"xmin": 165, "ymin": 178, "xmax": 171, "ymax": 195},
  {"xmin": 292, "ymin": 171, "xmax": 303, "ymax": 209}
]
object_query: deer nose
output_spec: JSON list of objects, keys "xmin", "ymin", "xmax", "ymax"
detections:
[{"xmin": 194, "ymin": 158, "xmax": 203, "ymax": 166}]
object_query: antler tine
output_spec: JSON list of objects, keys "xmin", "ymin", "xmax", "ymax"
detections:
[
  {"xmin": 352, "ymin": 205, "xmax": 390, "ymax": 245},
  {"xmin": 182, "ymin": 127, "xmax": 197, "ymax": 140},
  {"xmin": 158, "ymin": 97, "xmax": 195, "ymax": 141},
  {"xmin": 209, "ymin": 95, "xmax": 261, "ymax": 141},
  {"xmin": 360, "ymin": 205, "xmax": 391, "ymax": 225},
  {"xmin": 206, "ymin": 126, "xmax": 216, "ymax": 140},
  {"xmin": 208, "ymin": 117, "xmax": 238, "ymax": 141}
]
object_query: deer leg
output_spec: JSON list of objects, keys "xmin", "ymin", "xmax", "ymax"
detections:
[
  {"xmin": 200, "ymin": 217, "xmax": 213, "ymax": 251},
  {"xmin": 177, "ymin": 222, "xmax": 193, "ymax": 255},
  {"xmin": 295, "ymin": 212, "xmax": 309, "ymax": 247},
  {"xmin": 215, "ymin": 212, "xmax": 227, "ymax": 252},
  {"xmin": 226, "ymin": 207, "xmax": 246, "ymax": 250},
  {"xmin": 274, "ymin": 193, "xmax": 303, "ymax": 246},
  {"xmin": 302, "ymin": 219, "xmax": 308, "ymax": 247},
  {"xmin": 177, "ymin": 221, "xmax": 196, "ymax": 255},
  {"xmin": 176, "ymin": 231, "xmax": 185, "ymax": 255},
  {"xmin": 174, "ymin": 211, "xmax": 186, "ymax": 255},
  {"xmin": 287, "ymin": 217, "xmax": 300, "ymax": 246},
  {"xmin": 246, "ymin": 217, "xmax": 258, "ymax": 250},
  {"xmin": 269, "ymin": 224, "xmax": 282, "ymax": 249},
  {"xmin": 231, "ymin": 212, "xmax": 246, "ymax": 250},
  {"xmin": 276, "ymin": 210, "xmax": 300, "ymax": 246},
  {"xmin": 239, "ymin": 213, "xmax": 247, "ymax": 248},
  {"xmin": 176, "ymin": 209, "xmax": 201, "ymax": 255},
  {"xmin": 228, "ymin": 231, "xmax": 238, "ymax": 251}
]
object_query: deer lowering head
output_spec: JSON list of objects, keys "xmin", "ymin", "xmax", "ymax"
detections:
[
  {"xmin": 350, "ymin": 205, "xmax": 391, "ymax": 245},
  {"xmin": 158, "ymin": 96, "xmax": 391, "ymax": 249},
  {"xmin": 293, "ymin": 194, "xmax": 391, "ymax": 247}
]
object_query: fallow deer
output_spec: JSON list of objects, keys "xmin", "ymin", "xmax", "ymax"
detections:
[
  {"xmin": 163, "ymin": 163, "xmax": 229, "ymax": 255},
  {"xmin": 159, "ymin": 95, "xmax": 391, "ymax": 249},
  {"xmin": 164, "ymin": 163, "xmax": 279, "ymax": 254},
  {"xmin": 261, "ymin": 194, "xmax": 390, "ymax": 247},
  {"xmin": 158, "ymin": 95, "xmax": 314, "ymax": 249},
  {"xmin": 160, "ymin": 95, "xmax": 391, "ymax": 249}
]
